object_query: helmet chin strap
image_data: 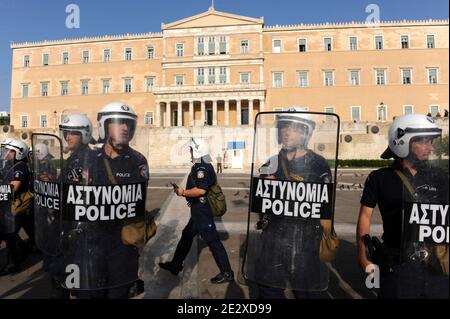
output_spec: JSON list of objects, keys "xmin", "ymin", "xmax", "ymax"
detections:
[
  {"xmin": 107, "ymin": 136, "xmax": 128, "ymax": 154},
  {"xmin": 406, "ymin": 150, "xmax": 427, "ymax": 170}
]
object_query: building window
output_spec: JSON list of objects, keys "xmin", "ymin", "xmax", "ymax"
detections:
[
  {"xmin": 402, "ymin": 69, "xmax": 412, "ymax": 85},
  {"xmin": 82, "ymin": 50, "xmax": 89, "ymax": 63},
  {"xmin": 104, "ymin": 49, "xmax": 111, "ymax": 62},
  {"xmin": 21, "ymin": 116, "xmax": 28, "ymax": 128},
  {"xmin": 351, "ymin": 106, "xmax": 361, "ymax": 122},
  {"xmin": 429, "ymin": 105, "xmax": 439, "ymax": 117},
  {"xmin": 272, "ymin": 39, "xmax": 281, "ymax": 53},
  {"xmin": 40, "ymin": 115, "xmax": 48, "ymax": 128},
  {"xmin": 197, "ymin": 37, "xmax": 205, "ymax": 55},
  {"xmin": 61, "ymin": 81, "xmax": 69, "ymax": 96},
  {"xmin": 427, "ymin": 35, "xmax": 435, "ymax": 48},
  {"xmin": 240, "ymin": 40, "xmax": 249, "ymax": 54},
  {"xmin": 401, "ymin": 35, "xmax": 409, "ymax": 49},
  {"xmin": 197, "ymin": 68, "xmax": 205, "ymax": 85},
  {"xmin": 147, "ymin": 46, "xmax": 154, "ymax": 59},
  {"xmin": 428, "ymin": 68, "xmax": 438, "ymax": 84},
  {"xmin": 125, "ymin": 48, "xmax": 132, "ymax": 61},
  {"xmin": 241, "ymin": 108, "xmax": 249, "ymax": 125},
  {"xmin": 376, "ymin": 69, "xmax": 386, "ymax": 85},
  {"xmin": 219, "ymin": 36, "xmax": 227, "ymax": 54},
  {"xmin": 375, "ymin": 35, "xmax": 384, "ymax": 50},
  {"xmin": 298, "ymin": 38, "xmax": 307, "ymax": 52},
  {"xmin": 403, "ymin": 105, "xmax": 414, "ymax": 115},
  {"xmin": 176, "ymin": 43, "xmax": 184, "ymax": 57},
  {"xmin": 324, "ymin": 37, "xmax": 332, "ymax": 51},
  {"xmin": 124, "ymin": 79, "xmax": 132, "ymax": 92},
  {"xmin": 62, "ymin": 52, "xmax": 69, "ymax": 65},
  {"xmin": 350, "ymin": 70, "xmax": 360, "ymax": 86},
  {"xmin": 219, "ymin": 67, "xmax": 227, "ymax": 84},
  {"xmin": 175, "ymin": 75, "xmax": 184, "ymax": 86},
  {"xmin": 103, "ymin": 80, "xmax": 110, "ymax": 94},
  {"xmin": 298, "ymin": 71, "xmax": 308, "ymax": 87},
  {"xmin": 240, "ymin": 73, "xmax": 250, "ymax": 84},
  {"xmin": 349, "ymin": 36, "xmax": 358, "ymax": 50},
  {"xmin": 81, "ymin": 80, "xmax": 89, "ymax": 95},
  {"xmin": 325, "ymin": 107, "xmax": 335, "ymax": 122},
  {"xmin": 273, "ymin": 72, "xmax": 283, "ymax": 88},
  {"xmin": 324, "ymin": 71, "xmax": 334, "ymax": 86},
  {"xmin": 22, "ymin": 84, "xmax": 29, "ymax": 98},
  {"xmin": 146, "ymin": 77, "xmax": 154, "ymax": 92},
  {"xmin": 208, "ymin": 68, "xmax": 215, "ymax": 84},
  {"xmin": 377, "ymin": 104, "xmax": 387, "ymax": 121},
  {"xmin": 208, "ymin": 36, "xmax": 215, "ymax": 55},
  {"xmin": 43, "ymin": 53, "xmax": 49, "ymax": 66},
  {"xmin": 24, "ymin": 55, "xmax": 30, "ymax": 67},
  {"xmin": 41, "ymin": 83, "xmax": 49, "ymax": 97},
  {"xmin": 144, "ymin": 112, "xmax": 154, "ymax": 126}
]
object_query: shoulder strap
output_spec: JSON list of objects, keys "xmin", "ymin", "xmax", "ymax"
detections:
[
  {"xmin": 5, "ymin": 162, "xmax": 22, "ymax": 178},
  {"xmin": 394, "ymin": 170, "xmax": 416, "ymax": 196},
  {"xmin": 103, "ymin": 157, "xmax": 118, "ymax": 184}
]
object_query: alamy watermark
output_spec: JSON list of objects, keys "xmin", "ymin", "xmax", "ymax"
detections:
[{"xmin": 66, "ymin": 4, "xmax": 80, "ymax": 29}]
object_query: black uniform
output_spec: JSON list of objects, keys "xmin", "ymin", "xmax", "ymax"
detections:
[
  {"xmin": 256, "ymin": 150, "xmax": 331, "ymax": 299},
  {"xmin": 71, "ymin": 146, "xmax": 148, "ymax": 299},
  {"xmin": 361, "ymin": 160, "xmax": 449, "ymax": 298},
  {"xmin": 170, "ymin": 160, "xmax": 231, "ymax": 274},
  {"xmin": 0, "ymin": 160, "xmax": 30, "ymax": 274}
]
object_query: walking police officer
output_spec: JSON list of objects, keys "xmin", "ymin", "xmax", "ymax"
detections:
[{"xmin": 159, "ymin": 138, "xmax": 234, "ymax": 284}]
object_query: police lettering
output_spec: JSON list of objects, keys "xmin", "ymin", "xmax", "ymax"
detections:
[
  {"xmin": 408, "ymin": 203, "xmax": 449, "ymax": 244},
  {"xmin": 261, "ymin": 199, "xmax": 321, "ymax": 218},
  {"xmin": 253, "ymin": 178, "xmax": 332, "ymax": 219},
  {"xmin": 34, "ymin": 181, "xmax": 60, "ymax": 210},
  {"xmin": 65, "ymin": 184, "xmax": 144, "ymax": 222},
  {"xmin": 0, "ymin": 184, "xmax": 13, "ymax": 202},
  {"xmin": 75, "ymin": 202, "xmax": 136, "ymax": 221}
]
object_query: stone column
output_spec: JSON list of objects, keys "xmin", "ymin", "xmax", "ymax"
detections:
[
  {"xmin": 249, "ymin": 99, "xmax": 255, "ymax": 125},
  {"xmin": 224, "ymin": 100, "xmax": 229, "ymax": 126},
  {"xmin": 177, "ymin": 101, "xmax": 182, "ymax": 127},
  {"xmin": 236, "ymin": 99, "xmax": 242, "ymax": 125},
  {"xmin": 156, "ymin": 101, "xmax": 161, "ymax": 127},
  {"xmin": 166, "ymin": 102, "xmax": 171, "ymax": 127},
  {"xmin": 200, "ymin": 100, "xmax": 206, "ymax": 126},
  {"xmin": 212, "ymin": 100, "xmax": 218, "ymax": 126},
  {"xmin": 189, "ymin": 101, "xmax": 194, "ymax": 127}
]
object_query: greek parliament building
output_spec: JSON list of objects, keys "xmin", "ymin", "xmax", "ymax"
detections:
[{"xmin": 6, "ymin": 8, "xmax": 449, "ymax": 166}]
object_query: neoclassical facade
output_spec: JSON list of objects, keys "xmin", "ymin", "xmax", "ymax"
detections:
[{"xmin": 9, "ymin": 7, "xmax": 449, "ymax": 129}]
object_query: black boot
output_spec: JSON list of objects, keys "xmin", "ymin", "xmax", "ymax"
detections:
[
  {"xmin": 158, "ymin": 261, "xmax": 183, "ymax": 276},
  {"xmin": 210, "ymin": 270, "xmax": 234, "ymax": 284}
]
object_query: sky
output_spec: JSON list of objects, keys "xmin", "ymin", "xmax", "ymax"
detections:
[{"xmin": 0, "ymin": 0, "xmax": 448, "ymax": 112}]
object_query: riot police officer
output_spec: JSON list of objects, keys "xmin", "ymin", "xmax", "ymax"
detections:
[
  {"xmin": 159, "ymin": 138, "xmax": 234, "ymax": 284},
  {"xmin": 250, "ymin": 108, "xmax": 333, "ymax": 299},
  {"xmin": 60, "ymin": 113, "xmax": 95, "ymax": 184},
  {"xmin": 0, "ymin": 139, "xmax": 31, "ymax": 276},
  {"xmin": 357, "ymin": 114, "xmax": 449, "ymax": 298},
  {"xmin": 53, "ymin": 113, "xmax": 95, "ymax": 298},
  {"xmin": 69, "ymin": 102, "xmax": 149, "ymax": 299}
]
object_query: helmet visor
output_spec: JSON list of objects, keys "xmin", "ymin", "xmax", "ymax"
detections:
[{"xmin": 105, "ymin": 118, "xmax": 136, "ymax": 144}]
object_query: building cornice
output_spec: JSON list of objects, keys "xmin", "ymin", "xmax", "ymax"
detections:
[
  {"xmin": 263, "ymin": 18, "xmax": 449, "ymax": 32},
  {"xmin": 11, "ymin": 32, "xmax": 163, "ymax": 49}
]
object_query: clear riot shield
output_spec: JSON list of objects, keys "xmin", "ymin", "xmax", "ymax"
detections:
[
  {"xmin": 242, "ymin": 110, "xmax": 340, "ymax": 292},
  {"xmin": 400, "ymin": 135, "xmax": 449, "ymax": 298},
  {"xmin": 0, "ymin": 146, "xmax": 15, "ymax": 234},
  {"xmin": 58, "ymin": 113, "xmax": 148, "ymax": 291},
  {"xmin": 32, "ymin": 134, "xmax": 63, "ymax": 256}
]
